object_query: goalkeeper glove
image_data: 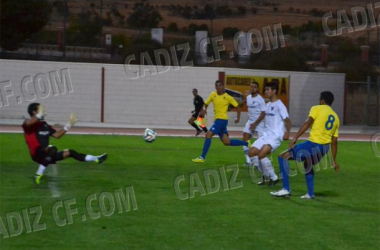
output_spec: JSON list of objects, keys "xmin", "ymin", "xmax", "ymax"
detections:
[
  {"xmin": 64, "ymin": 113, "xmax": 78, "ymax": 132},
  {"xmin": 35, "ymin": 105, "xmax": 45, "ymax": 120}
]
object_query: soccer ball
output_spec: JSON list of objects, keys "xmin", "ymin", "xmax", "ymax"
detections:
[{"xmin": 143, "ymin": 128, "xmax": 157, "ymax": 143}]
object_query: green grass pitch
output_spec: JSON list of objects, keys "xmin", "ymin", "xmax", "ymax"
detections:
[{"xmin": 0, "ymin": 133, "xmax": 379, "ymax": 249}]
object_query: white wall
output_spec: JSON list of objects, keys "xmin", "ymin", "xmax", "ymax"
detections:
[
  {"xmin": 103, "ymin": 64, "xmax": 217, "ymax": 125},
  {"xmin": 0, "ymin": 60, "xmax": 345, "ymax": 126},
  {"xmin": 0, "ymin": 60, "xmax": 102, "ymax": 123}
]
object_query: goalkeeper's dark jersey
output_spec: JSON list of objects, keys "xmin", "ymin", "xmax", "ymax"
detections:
[
  {"xmin": 194, "ymin": 95, "xmax": 204, "ymax": 113},
  {"xmin": 22, "ymin": 120, "xmax": 56, "ymax": 156}
]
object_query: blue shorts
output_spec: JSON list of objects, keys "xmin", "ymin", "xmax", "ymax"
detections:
[
  {"xmin": 289, "ymin": 140, "xmax": 330, "ymax": 165},
  {"xmin": 210, "ymin": 119, "xmax": 228, "ymax": 139}
]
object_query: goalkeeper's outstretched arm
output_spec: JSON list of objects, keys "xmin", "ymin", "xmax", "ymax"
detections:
[
  {"xmin": 52, "ymin": 113, "xmax": 78, "ymax": 139},
  {"xmin": 51, "ymin": 128, "xmax": 66, "ymax": 139}
]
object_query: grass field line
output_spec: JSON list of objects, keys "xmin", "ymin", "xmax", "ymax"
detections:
[{"xmin": 0, "ymin": 130, "xmax": 373, "ymax": 142}]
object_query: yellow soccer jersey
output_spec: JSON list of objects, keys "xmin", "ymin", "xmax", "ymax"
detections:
[
  {"xmin": 309, "ymin": 105, "xmax": 340, "ymax": 144},
  {"xmin": 205, "ymin": 92, "xmax": 238, "ymax": 120}
]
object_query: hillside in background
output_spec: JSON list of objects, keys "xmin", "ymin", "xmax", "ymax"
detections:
[{"xmin": 48, "ymin": 0, "xmax": 378, "ymax": 41}]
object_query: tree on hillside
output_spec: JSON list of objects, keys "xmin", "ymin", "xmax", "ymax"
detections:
[
  {"xmin": 67, "ymin": 11, "xmax": 102, "ymax": 46},
  {"xmin": 168, "ymin": 23, "xmax": 179, "ymax": 32},
  {"xmin": 237, "ymin": 6, "xmax": 246, "ymax": 16},
  {"xmin": 53, "ymin": 0, "xmax": 69, "ymax": 16},
  {"xmin": 127, "ymin": 3, "xmax": 162, "ymax": 34},
  {"xmin": 1, "ymin": 0, "xmax": 52, "ymax": 51}
]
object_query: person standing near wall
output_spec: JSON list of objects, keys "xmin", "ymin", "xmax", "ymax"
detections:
[{"xmin": 189, "ymin": 88, "xmax": 208, "ymax": 136}]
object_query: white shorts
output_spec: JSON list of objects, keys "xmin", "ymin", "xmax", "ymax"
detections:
[
  {"xmin": 243, "ymin": 121, "xmax": 264, "ymax": 138},
  {"xmin": 252, "ymin": 136, "xmax": 281, "ymax": 153}
]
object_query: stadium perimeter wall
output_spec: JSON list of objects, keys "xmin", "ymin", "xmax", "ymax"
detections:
[{"xmin": 0, "ymin": 60, "xmax": 345, "ymax": 127}]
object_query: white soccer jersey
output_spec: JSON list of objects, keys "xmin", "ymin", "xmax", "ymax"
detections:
[
  {"xmin": 246, "ymin": 94, "xmax": 266, "ymax": 132},
  {"xmin": 263, "ymin": 99, "xmax": 289, "ymax": 140}
]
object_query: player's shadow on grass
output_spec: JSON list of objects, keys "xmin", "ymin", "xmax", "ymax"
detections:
[
  {"xmin": 314, "ymin": 191, "xmax": 339, "ymax": 197},
  {"xmin": 314, "ymin": 199, "xmax": 378, "ymax": 215},
  {"xmin": 287, "ymin": 192, "xmax": 378, "ymax": 215}
]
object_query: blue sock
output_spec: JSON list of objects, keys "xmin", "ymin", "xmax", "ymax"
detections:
[
  {"xmin": 230, "ymin": 139, "xmax": 248, "ymax": 146},
  {"xmin": 305, "ymin": 172, "xmax": 314, "ymax": 197},
  {"xmin": 278, "ymin": 156, "xmax": 290, "ymax": 192},
  {"xmin": 201, "ymin": 138, "xmax": 211, "ymax": 159}
]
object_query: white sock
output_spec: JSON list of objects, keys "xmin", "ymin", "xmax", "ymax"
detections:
[
  {"xmin": 260, "ymin": 157, "xmax": 277, "ymax": 180},
  {"xmin": 252, "ymin": 156, "xmax": 259, "ymax": 168},
  {"xmin": 36, "ymin": 165, "xmax": 46, "ymax": 175},
  {"xmin": 251, "ymin": 157, "xmax": 263, "ymax": 173},
  {"xmin": 243, "ymin": 146, "xmax": 250, "ymax": 163},
  {"xmin": 245, "ymin": 155, "xmax": 251, "ymax": 164},
  {"xmin": 85, "ymin": 155, "xmax": 98, "ymax": 162},
  {"xmin": 255, "ymin": 158, "xmax": 266, "ymax": 176}
]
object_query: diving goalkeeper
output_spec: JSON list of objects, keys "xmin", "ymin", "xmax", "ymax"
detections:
[{"xmin": 22, "ymin": 103, "xmax": 107, "ymax": 185}]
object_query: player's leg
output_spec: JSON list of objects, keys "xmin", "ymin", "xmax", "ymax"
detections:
[
  {"xmin": 242, "ymin": 132, "xmax": 252, "ymax": 165},
  {"xmin": 248, "ymin": 139, "xmax": 267, "ymax": 184},
  {"xmin": 271, "ymin": 141, "xmax": 314, "ymax": 196},
  {"xmin": 189, "ymin": 115, "xmax": 202, "ymax": 136},
  {"xmin": 270, "ymin": 139, "xmax": 311, "ymax": 197},
  {"xmin": 58, "ymin": 149, "xmax": 107, "ymax": 163},
  {"xmin": 302, "ymin": 160, "xmax": 315, "ymax": 199},
  {"xmin": 34, "ymin": 163, "xmax": 47, "ymax": 185},
  {"xmin": 252, "ymin": 131, "xmax": 264, "ymax": 168},
  {"xmin": 277, "ymin": 150, "xmax": 292, "ymax": 193},
  {"xmin": 242, "ymin": 122, "xmax": 253, "ymax": 165},
  {"xmin": 32, "ymin": 146, "xmax": 56, "ymax": 184},
  {"xmin": 301, "ymin": 143, "xmax": 329, "ymax": 199},
  {"xmin": 258, "ymin": 145, "xmax": 279, "ymax": 185},
  {"xmin": 192, "ymin": 126, "xmax": 215, "ymax": 163},
  {"xmin": 219, "ymin": 122, "xmax": 249, "ymax": 147}
]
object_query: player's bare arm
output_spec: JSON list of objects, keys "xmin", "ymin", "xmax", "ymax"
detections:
[
  {"xmin": 235, "ymin": 105, "xmax": 241, "ymax": 123},
  {"xmin": 283, "ymin": 117, "xmax": 291, "ymax": 140},
  {"xmin": 289, "ymin": 117, "xmax": 314, "ymax": 148},
  {"xmin": 249, "ymin": 111, "xmax": 265, "ymax": 130},
  {"xmin": 51, "ymin": 129, "xmax": 66, "ymax": 139},
  {"xmin": 200, "ymin": 104, "xmax": 208, "ymax": 117},
  {"xmin": 331, "ymin": 136, "xmax": 339, "ymax": 173}
]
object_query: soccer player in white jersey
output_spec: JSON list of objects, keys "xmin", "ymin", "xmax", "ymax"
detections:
[
  {"xmin": 248, "ymin": 82, "xmax": 291, "ymax": 186},
  {"xmin": 242, "ymin": 81, "xmax": 266, "ymax": 168}
]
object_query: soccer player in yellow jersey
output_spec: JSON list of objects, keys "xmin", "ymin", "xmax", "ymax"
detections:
[
  {"xmin": 271, "ymin": 91, "xmax": 340, "ymax": 199},
  {"xmin": 192, "ymin": 80, "xmax": 249, "ymax": 163}
]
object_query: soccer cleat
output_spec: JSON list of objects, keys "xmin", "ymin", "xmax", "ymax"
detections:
[
  {"xmin": 270, "ymin": 188, "xmax": 291, "ymax": 197},
  {"xmin": 258, "ymin": 176, "xmax": 267, "ymax": 186},
  {"xmin": 95, "ymin": 153, "xmax": 108, "ymax": 164},
  {"xmin": 196, "ymin": 130, "xmax": 202, "ymax": 136},
  {"xmin": 192, "ymin": 157, "xmax": 205, "ymax": 163},
  {"xmin": 268, "ymin": 178, "xmax": 279, "ymax": 187},
  {"xmin": 34, "ymin": 174, "xmax": 43, "ymax": 185},
  {"xmin": 247, "ymin": 140, "xmax": 252, "ymax": 148},
  {"xmin": 300, "ymin": 194, "xmax": 315, "ymax": 199}
]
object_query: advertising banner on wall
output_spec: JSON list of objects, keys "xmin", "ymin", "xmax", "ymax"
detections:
[{"xmin": 224, "ymin": 75, "xmax": 290, "ymax": 112}]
